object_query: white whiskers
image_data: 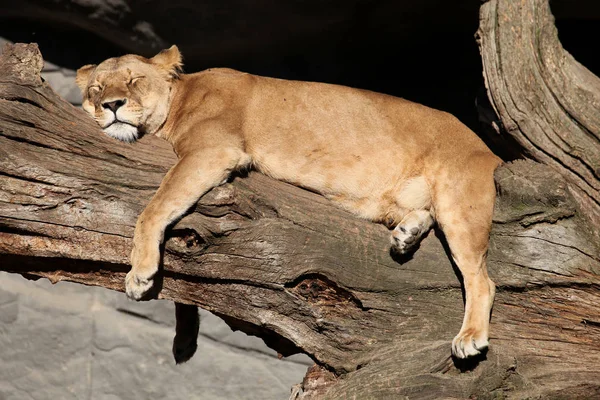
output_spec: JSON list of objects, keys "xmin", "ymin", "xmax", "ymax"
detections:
[{"xmin": 104, "ymin": 122, "xmax": 139, "ymax": 143}]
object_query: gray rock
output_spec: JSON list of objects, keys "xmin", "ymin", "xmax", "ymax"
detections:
[
  {"xmin": 0, "ymin": 272, "xmax": 311, "ymax": 400},
  {"xmin": 41, "ymin": 70, "xmax": 82, "ymax": 105}
]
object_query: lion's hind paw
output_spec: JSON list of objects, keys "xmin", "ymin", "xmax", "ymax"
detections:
[{"xmin": 451, "ymin": 330, "xmax": 489, "ymax": 359}]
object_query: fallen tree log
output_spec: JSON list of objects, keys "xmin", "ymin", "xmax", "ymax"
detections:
[{"xmin": 1, "ymin": 39, "xmax": 600, "ymax": 399}]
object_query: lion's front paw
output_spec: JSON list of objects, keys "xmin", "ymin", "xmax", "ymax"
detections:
[
  {"xmin": 451, "ymin": 329, "xmax": 489, "ymax": 359},
  {"xmin": 125, "ymin": 270, "xmax": 155, "ymax": 300}
]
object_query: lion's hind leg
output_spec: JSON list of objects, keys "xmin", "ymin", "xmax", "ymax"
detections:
[{"xmin": 432, "ymin": 156, "xmax": 499, "ymax": 359}]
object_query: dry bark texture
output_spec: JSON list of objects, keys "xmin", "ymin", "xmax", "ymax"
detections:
[
  {"xmin": 1, "ymin": 38, "xmax": 600, "ymax": 399},
  {"xmin": 478, "ymin": 0, "xmax": 600, "ymax": 232}
]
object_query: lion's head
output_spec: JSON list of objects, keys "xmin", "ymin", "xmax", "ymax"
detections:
[{"xmin": 76, "ymin": 46, "xmax": 183, "ymax": 142}]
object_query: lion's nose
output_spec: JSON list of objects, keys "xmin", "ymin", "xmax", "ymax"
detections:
[{"xmin": 102, "ymin": 99, "xmax": 127, "ymax": 113}]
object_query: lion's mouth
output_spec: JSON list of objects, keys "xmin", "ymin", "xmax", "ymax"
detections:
[
  {"xmin": 103, "ymin": 119, "xmax": 137, "ymax": 129},
  {"xmin": 103, "ymin": 121, "xmax": 140, "ymax": 143}
]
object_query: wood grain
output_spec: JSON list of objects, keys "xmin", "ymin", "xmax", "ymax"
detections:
[
  {"xmin": 478, "ymin": 0, "xmax": 600, "ymax": 233},
  {"xmin": 1, "ymin": 42, "xmax": 599, "ymax": 399}
]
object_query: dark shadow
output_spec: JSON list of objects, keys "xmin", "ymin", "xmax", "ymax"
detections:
[
  {"xmin": 0, "ymin": 18, "xmax": 122, "ymax": 69},
  {"xmin": 389, "ymin": 241, "xmax": 420, "ymax": 264},
  {"xmin": 452, "ymin": 347, "xmax": 488, "ymax": 372},
  {"xmin": 172, "ymin": 303, "xmax": 200, "ymax": 364},
  {"xmin": 0, "ymin": 253, "xmax": 127, "ymax": 274},
  {"xmin": 0, "ymin": 4, "xmax": 484, "ymax": 134},
  {"xmin": 227, "ymin": 167, "xmax": 250, "ymax": 182},
  {"xmin": 215, "ymin": 312, "xmax": 304, "ymax": 358},
  {"xmin": 555, "ymin": 18, "xmax": 600, "ymax": 77}
]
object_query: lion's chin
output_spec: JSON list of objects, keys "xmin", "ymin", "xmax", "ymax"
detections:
[{"xmin": 104, "ymin": 122, "xmax": 139, "ymax": 143}]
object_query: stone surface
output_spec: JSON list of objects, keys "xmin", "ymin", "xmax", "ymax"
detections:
[{"xmin": 0, "ymin": 272, "xmax": 311, "ymax": 400}]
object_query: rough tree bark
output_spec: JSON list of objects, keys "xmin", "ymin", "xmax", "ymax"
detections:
[
  {"xmin": 478, "ymin": 0, "xmax": 600, "ymax": 232},
  {"xmin": 1, "ymin": 2, "xmax": 600, "ymax": 397}
]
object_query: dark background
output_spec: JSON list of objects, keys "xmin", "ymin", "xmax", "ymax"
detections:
[{"xmin": 1, "ymin": 0, "xmax": 599, "ymax": 137}]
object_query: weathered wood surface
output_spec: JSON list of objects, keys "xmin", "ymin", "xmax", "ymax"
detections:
[
  {"xmin": 478, "ymin": 0, "xmax": 600, "ymax": 233},
  {"xmin": 1, "ymin": 42, "xmax": 600, "ymax": 399}
]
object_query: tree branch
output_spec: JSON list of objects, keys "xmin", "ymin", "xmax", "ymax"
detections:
[
  {"xmin": 1, "ymin": 43, "xmax": 600, "ymax": 399},
  {"xmin": 478, "ymin": 0, "xmax": 600, "ymax": 232}
]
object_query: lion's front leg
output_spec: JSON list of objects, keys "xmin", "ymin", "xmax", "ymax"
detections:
[
  {"xmin": 126, "ymin": 221, "xmax": 162, "ymax": 300},
  {"xmin": 126, "ymin": 147, "xmax": 251, "ymax": 300}
]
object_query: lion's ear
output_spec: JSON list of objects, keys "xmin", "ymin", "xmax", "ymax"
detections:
[
  {"xmin": 76, "ymin": 64, "xmax": 96, "ymax": 92},
  {"xmin": 150, "ymin": 45, "xmax": 183, "ymax": 79}
]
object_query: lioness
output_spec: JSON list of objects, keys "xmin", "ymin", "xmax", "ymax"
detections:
[{"xmin": 77, "ymin": 45, "xmax": 501, "ymax": 360}]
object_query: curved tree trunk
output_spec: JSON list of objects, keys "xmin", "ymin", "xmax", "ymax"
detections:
[
  {"xmin": 477, "ymin": 0, "xmax": 600, "ymax": 234},
  {"xmin": 1, "ymin": 29, "xmax": 600, "ymax": 400}
]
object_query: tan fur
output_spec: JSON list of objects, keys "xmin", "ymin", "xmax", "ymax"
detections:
[{"xmin": 77, "ymin": 46, "xmax": 502, "ymax": 359}]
